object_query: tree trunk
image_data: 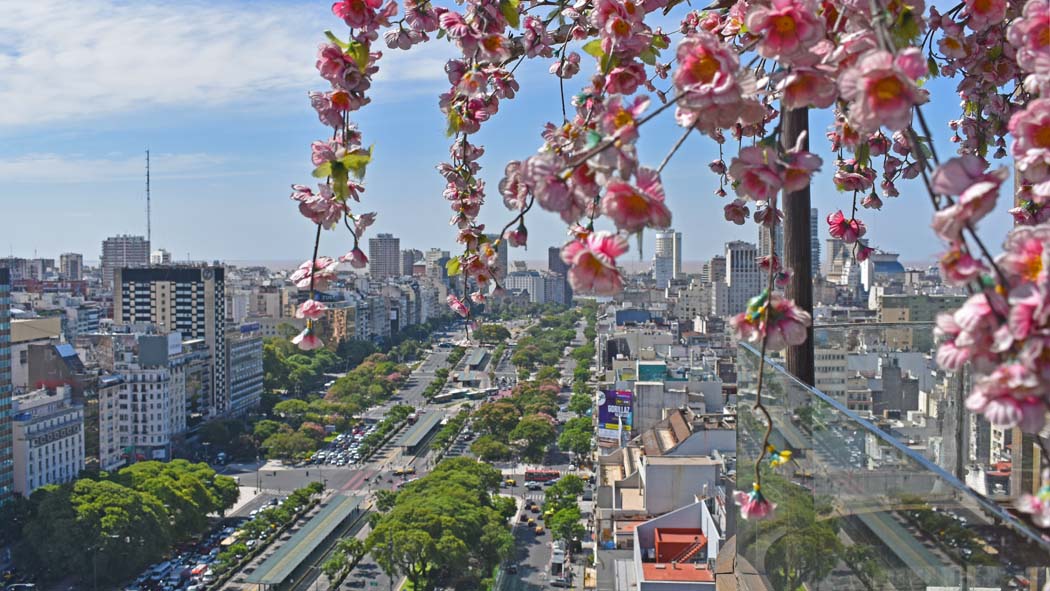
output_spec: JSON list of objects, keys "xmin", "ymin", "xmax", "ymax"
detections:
[{"xmin": 781, "ymin": 106, "xmax": 815, "ymax": 387}]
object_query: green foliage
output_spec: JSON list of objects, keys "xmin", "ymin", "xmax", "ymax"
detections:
[
  {"xmin": 15, "ymin": 460, "xmax": 237, "ymax": 586},
  {"xmin": 367, "ymin": 458, "xmax": 512, "ymax": 590},
  {"xmin": 509, "ymin": 415, "xmax": 556, "ymax": 462},
  {"xmin": 357, "ymin": 405, "xmax": 414, "ymax": 457},
  {"xmin": 447, "ymin": 346, "xmax": 467, "ymax": 367},
  {"xmin": 545, "ymin": 475, "xmax": 584, "ymax": 513},
  {"xmin": 558, "ymin": 418, "xmax": 593, "ymax": 456},
  {"xmin": 536, "ymin": 365, "xmax": 561, "ymax": 380},
  {"xmin": 470, "ymin": 435, "xmax": 511, "ymax": 461},
  {"xmin": 568, "ymin": 392, "xmax": 592, "ymax": 416},
  {"xmin": 475, "ymin": 324, "xmax": 511, "ymax": 344},
  {"xmin": 547, "ymin": 506, "xmax": 586, "ymax": 545},
  {"xmin": 327, "ymin": 353, "xmax": 409, "ymax": 411},
  {"xmin": 432, "ymin": 411, "xmax": 470, "ymax": 449}
]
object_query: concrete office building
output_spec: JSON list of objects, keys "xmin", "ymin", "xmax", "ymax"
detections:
[
  {"xmin": 59, "ymin": 253, "xmax": 83, "ymax": 281},
  {"xmin": 225, "ymin": 329, "xmax": 264, "ymax": 417},
  {"xmin": 0, "ymin": 269, "xmax": 13, "ymax": 503},
  {"xmin": 724, "ymin": 241, "xmax": 760, "ymax": 316},
  {"xmin": 369, "ymin": 233, "xmax": 401, "ymax": 279},
  {"xmin": 150, "ymin": 249, "xmax": 172, "ymax": 265},
  {"xmin": 101, "ymin": 235, "xmax": 150, "ymax": 288},
  {"xmin": 810, "ymin": 207, "xmax": 821, "ymax": 277},
  {"xmin": 11, "ymin": 385, "xmax": 84, "ymax": 496},
  {"xmin": 653, "ymin": 230, "xmax": 682, "ymax": 286},
  {"xmin": 113, "ymin": 267, "xmax": 227, "ymax": 416}
]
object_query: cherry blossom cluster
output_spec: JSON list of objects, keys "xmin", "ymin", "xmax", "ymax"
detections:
[{"xmin": 281, "ymin": 0, "xmax": 1050, "ymax": 526}]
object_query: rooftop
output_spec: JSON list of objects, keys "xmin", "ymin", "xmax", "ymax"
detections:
[{"xmin": 641, "ymin": 562, "xmax": 715, "ymax": 582}]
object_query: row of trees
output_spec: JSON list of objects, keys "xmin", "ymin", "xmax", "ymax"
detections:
[
  {"xmin": 470, "ymin": 380, "xmax": 561, "ymax": 462},
  {"xmin": 510, "ymin": 309, "xmax": 581, "ymax": 374},
  {"xmin": 2, "ymin": 461, "xmax": 238, "ymax": 586},
  {"xmin": 366, "ymin": 458, "xmax": 515, "ymax": 590},
  {"xmin": 216, "ymin": 482, "xmax": 325, "ymax": 575},
  {"xmin": 543, "ymin": 475, "xmax": 588, "ymax": 546},
  {"xmin": 558, "ymin": 417, "xmax": 594, "ymax": 457}
]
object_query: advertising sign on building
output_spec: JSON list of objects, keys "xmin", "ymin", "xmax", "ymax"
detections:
[{"xmin": 597, "ymin": 390, "xmax": 633, "ymax": 440}]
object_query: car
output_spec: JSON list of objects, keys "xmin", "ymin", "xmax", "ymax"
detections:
[
  {"xmin": 530, "ymin": 505, "xmax": 540, "ymax": 513},
  {"xmin": 534, "ymin": 526, "xmax": 544, "ymax": 535},
  {"xmin": 519, "ymin": 514, "xmax": 529, "ymax": 523},
  {"xmin": 551, "ymin": 577, "xmax": 571, "ymax": 587},
  {"xmin": 526, "ymin": 482, "xmax": 542, "ymax": 491},
  {"xmin": 582, "ymin": 490, "xmax": 593, "ymax": 501},
  {"xmin": 345, "ymin": 580, "xmax": 366, "ymax": 588},
  {"xmin": 505, "ymin": 564, "xmax": 518, "ymax": 574}
]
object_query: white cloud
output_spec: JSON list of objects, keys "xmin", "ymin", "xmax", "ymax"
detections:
[
  {"xmin": 0, "ymin": 151, "xmax": 230, "ymax": 182},
  {"xmin": 0, "ymin": 0, "xmax": 455, "ymax": 128}
]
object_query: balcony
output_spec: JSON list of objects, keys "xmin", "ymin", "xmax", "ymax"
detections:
[{"xmin": 731, "ymin": 341, "xmax": 1050, "ymax": 591}]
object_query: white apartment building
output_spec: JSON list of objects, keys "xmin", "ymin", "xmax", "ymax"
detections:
[
  {"xmin": 725, "ymin": 241, "xmax": 760, "ymax": 316},
  {"xmin": 815, "ymin": 347, "xmax": 848, "ymax": 403},
  {"xmin": 12, "ymin": 385, "xmax": 85, "ymax": 496}
]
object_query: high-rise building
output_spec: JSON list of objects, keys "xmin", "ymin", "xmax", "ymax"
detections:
[
  {"xmin": 424, "ymin": 249, "xmax": 451, "ymax": 285},
  {"xmin": 400, "ymin": 249, "xmax": 423, "ymax": 278},
  {"xmin": 810, "ymin": 207, "xmax": 821, "ymax": 277},
  {"xmin": 0, "ymin": 269, "xmax": 12, "ymax": 504},
  {"xmin": 702, "ymin": 256, "xmax": 726, "ymax": 285},
  {"xmin": 59, "ymin": 253, "xmax": 83, "ymax": 281},
  {"xmin": 113, "ymin": 267, "xmax": 227, "ymax": 416},
  {"xmin": 225, "ymin": 330, "xmax": 263, "ymax": 417},
  {"xmin": 547, "ymin": 246, "xmax": 572, "ymax": 303},
  {"xmin": 11, "ymin": 386, "xmax": 84, "ymax": 496},
  {"xmin": 150, "ymin": 249, "xmax": 172, "ymax": 265},
  {"xmin": 725, "ymin": 241, "xmax": 760, "ymax": 315},
  {"xmin": 101, "ymin": 235, "xmax": 150, "ymax": 288},
  {"xmin": 368, "ymin": 233, "xmax": 401, "ymax": 279},
  {"xmin": 653, "ymin": 230, "xmax": 682, "ymax": 285}
]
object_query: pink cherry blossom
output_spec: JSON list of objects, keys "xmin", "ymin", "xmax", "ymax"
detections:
[
  {"xmin": 340, "ymin": 247, "xmax": 369, "ymax": 269},
  {"xmin": 731, "ymin": 292, "xmax": 812, "ymax": 351},
  {"xmin": 1007, "ymin": 0, "xmax": 1050, "ymax": 77},
  {"xmin": 735, "ymin": 485, "xmax": 775, "ymax": 520},
  {"xmin": 673, "ymin": 31, "xmax": 753, "ymax": 131},
  {"xmin": 289, "ymin": 257, "xmax": 340, "ymax": 290},
  {"xmin": 504, "ymin": 226, "xmax": 528, "ymax": 247},
  {"xmin": 602, "ymin": 96, "xmax": 649, "ymax": 142},
  {"xmin": 826, "ymin": 210, "xmax": 866, "ymax": 243},
  {"xmin": 962, "ymin": 0, "xmax": 1007, "ymax": 31},
  {"xmin": 728, "ymin": 145, "xmax": 784, "ymax": 202},
  {"xmin": 296, "ymin": 299, "xmax": 328, "ymax": 320},
  {"xmin": 724, "ymin": 200, "xmax": 750, "ymax": 225},
  {"xmin": 1015, "ymin": 472, "xmax": 1050, "ymax": 528},
  {"xmin": 856, "ymin": 243, "xmax": 875, "ymax": 261},
  {"xmin": 839, "ymin": 50, "xmax": 926, "ymax": 133},
  {"xmin": 550, "ymin": 52, "xmax": 581, "ymax": 79},
  {"xmin": 605, "ymin": 62, "xmax": 647, "ymax": 95},
  {"xmin": 354, "ymin": 212, "xmax": 377, "ymax": 239},
  {"xmin": 782, "ymin": 150, "xmax": 822, "ymax": 192},
  {"xmin": 997, "ymin": 224, "xmax": 1049, "ymax": 284},
  {"xmin": 447, "ymin": 294, "xmax": 470, "ymax": 317},
  {"xmin": 293, "ymin": 326, "xmax": 324, "ymax": 351},
  {"xmin": 779, "ymin": 68, "xmax": 838, "ymax": 109},
  {"xmin": 601, "ymin": 168, "xmax": 672, "ymax": 233},
  {"xmin": 1008, "ymin": 98, "xmax": 1050, "ymax": 185},
  {"xmin": 939, "ymin": 243, "xmax": 987, "ymax": 285},
  {"xmin": 561, "ymin": 232, "xmax": 629, "ymax": 295},
  {"xmin": 291, "ymin": 184, "xmax": 350, "ymax": 229},
  {"xmin": 746, "ymin": 0, "xmax": 824, "ymax": 63}
]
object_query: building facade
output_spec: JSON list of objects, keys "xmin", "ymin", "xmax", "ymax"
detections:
[
  {"xmin": 225, "ymin": 330, "xmax": 263, "ymax": 417},
  {"xmin": 101, "ymin": 235, "xmax": 150, "ymax": 288},
  {"xmin": 369, "ymin": 233, "xmax": 401, "ymax": 279},
  {"xmin": 0, "ymin": 269, "xmax": 13, "ymax": 503},
  {"xmin": 653, "ymin": 230, "xmax": 682, "ymax": 286},
  {"xmin": 11, "ymin": 386, "xmax": 84, "ymax": 496},
  {"xmin": 113, "ymin": 267, "xmax": 227, "ymax": 416},
  {"xmin": 724, "ymin": 241, "xmax": 759, "ymax": 316},
  {"xmin": 809, "ymin": 207, "xmax": 821, "ymax": 277},
  {"xmin": 59, "ymin": 253, "xmax": 83, "ymax": 281}
]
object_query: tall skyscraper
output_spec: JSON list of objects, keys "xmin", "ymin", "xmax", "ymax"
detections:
[
  {"xmin": 758, "ymin": 225, "xmax": 783, "ymax": 259},
  {"xmin": 59, "ymin": 253, "xmax": 83, "ymax": 281},
  {"xmin": 653, "ymin": 229, "xmax": 682, "ymax": 286},
  {"xmin": 0, "ymin": 268, "xmax": 12, "ymax": 503},
  {"xmin": 548, "ymin": 246, "xmax": 572, "ymax": 302},
  {"xmin": 114, "ymin": 267, "xmax": 228, "ymax": 417},
  {"xmin": 810, "ymin": 208, "xmax": 821, "ymax": 277},
  {"xmin": 424, "ymin": 249, "xmax": 451, "ymax": 285},
  {"xmin": 368, "ymin": 233, "xmax": 401, "ymax": 280},
  {"xmin": 725, "ymin": 241, "xmax": 760, "ymax": 315},
  {"xmin": 101, "ymin": 235, "xmax": 150, "ymax": 288}
]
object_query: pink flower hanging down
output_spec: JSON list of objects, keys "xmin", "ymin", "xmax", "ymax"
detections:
[
  {"xmin": 731, "ymin": 292, "xmax": 812, "ymax": 351},
  {"xmin": 734, "ymin": 484, "xmax": 776, "ymax": 520},
  {"xmin": 289, "ymin": 257, "xmax": 340, "ymax": 290},
  {"xmin": 292, "ymin": 326, "xmax": 324, "ymax": 351},
  {"xmin": 827, "ymin": 210, "xmax": 866, "ymax": 243},
  {"xmin": 561, "ymin": 232, "xmax": 629, "ymax": 295},
  {"xmin": 340, "ymin": 247, "xmax": 369, "ymax": 269},
  {"xmin": 1008, "ymin": 98, "xmax": 1050, "ymax": 185},
  {"xmin": 929, "ymin": 155, "xmax": 1009, "ymax": 241},
  {"xmin": 447, "ymin": 294, "xmax": 470, "ymax": 318},
  {"xmin": 724, "ymin": 200, "xmax": 750, "ymax": 225},
  {"xmin": 600, "ymin": 168, "xmax": 672, "ymax": 233},
  {"xmin": 296, "ymin": 299, "xmax": 328, "ymax": 320},
  {"xmin": 728, "ymin": 145, "xmax": 784, "ymax": 202}
]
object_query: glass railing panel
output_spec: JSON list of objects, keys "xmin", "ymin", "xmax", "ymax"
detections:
[{"xmin": 736, "ymin": 342, "xmax": 1050, "ymax": 591}]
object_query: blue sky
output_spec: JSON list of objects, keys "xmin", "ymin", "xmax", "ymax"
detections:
[{"xmin": 0, "ymin": 0, "xmax": 1015, "ymax": 268}]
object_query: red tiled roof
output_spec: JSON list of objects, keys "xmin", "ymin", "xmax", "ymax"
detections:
[{"xmin": 642, "ymin": 563, "xmax": 716, "ymax": 582}]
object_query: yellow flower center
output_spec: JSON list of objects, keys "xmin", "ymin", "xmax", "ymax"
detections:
[
  {"xmin": 482, "ymin": 36, "xmax": 503, "ymax": 52},
  {"xmin": 612, "ymin": 18, "xmax": 631, "ymax": 37},
  {"xmin": 1038, "ymin": 25, "xmax": 1049, "ymax": 50},
  {"xmin": 1023, "ymin": 250, "xmax": 1044, "ymax": 282},
  {"xmin": 773, "ymin": 15, "xmax": 797, "ymax": 35},
  {"xmin": 1033, "ymin": 122, "xmax": 1050, "ymax": 149},
  {"xmin": 690, "ymin": 53, "xmax": 720, "ymax": 84},
  {"xmin": 873, "ymin": 76, "xmax": 903, "ymax": 102},
  {"xmin": 613, "ymin": 110, "xmax": 634, "ymax": 129}
]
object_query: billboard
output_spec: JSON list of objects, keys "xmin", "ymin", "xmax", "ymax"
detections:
[{"xmin": 597, "ymin": 390, "xmax": 633, "ymax": 440}]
